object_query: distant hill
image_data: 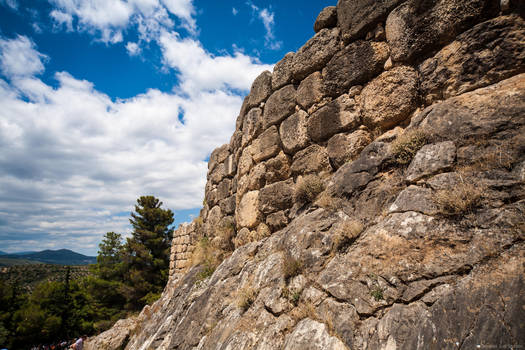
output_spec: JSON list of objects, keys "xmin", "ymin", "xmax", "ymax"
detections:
[
  {"xmin": 1, "ymin": 249, "xmax": 96, "ymax": 265},
  {"xmin": 0, "ymin": 250, "xmax": 6, "ymax": 255},
  {"xmin": 0, "ymin": 257, "xmax": 43, "ymax": 267}
]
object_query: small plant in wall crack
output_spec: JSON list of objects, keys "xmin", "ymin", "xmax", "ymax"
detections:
[
  {"xmin": 370, "ymin": 286, "xmax": 384, "ymax": 301},
  {"xmin": 282, "ymin": 252, "xmax": 303, "ymax": 282}
]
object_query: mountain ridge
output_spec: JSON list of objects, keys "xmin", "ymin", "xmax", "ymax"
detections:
[{"xmin": 1, "ymin": 248, "xmax": 96, "ymax": 265}]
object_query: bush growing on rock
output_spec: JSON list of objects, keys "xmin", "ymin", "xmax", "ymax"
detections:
[
  {"xmin": 237, "ymin": 287, "xmax": 257, "ymax": 312},
  {"xmin": 294, "ymin": 175, "xmax": 325, "ymax": 204},
  {"xmin": 433, "ymin": 180, "xmax": 484, "ymax": 216},
  {"xmin": 390, "ymin": 129, "xmax": 428, "ymax": 165},
  {"xmin": 282, "ymin": 253, "xmax": 303, "ymax": 282}
]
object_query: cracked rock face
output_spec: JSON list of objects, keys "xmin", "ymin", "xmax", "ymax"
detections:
[{"xmin": 87, "ymin": 3, "xmax": 525, "ymax": 349}]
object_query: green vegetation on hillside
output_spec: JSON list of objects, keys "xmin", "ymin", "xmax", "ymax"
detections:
[{"xmin": 0, "ymin": 195, "xmax": 174, "ymax": 349}]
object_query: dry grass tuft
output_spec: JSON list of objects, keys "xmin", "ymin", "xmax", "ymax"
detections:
[
  {"xmin": 282, "ymin": 253, "xmax": 303, "ymax": 281},
  {"xmin": 289, "ymin": 302, "xmax": 317, "ymax": 323},
  {"xmin": 295, "ymin": 175, "xmax": 325, "ymax": 204},
  {"xmin": 434, "ymin": 180, "xmax": 484, "ymax": 216},
  {"xmin": 237, "ymin": 287, "xmax": 257, "ymax": 312},
  {"xmin": 391, "ymin": 129, "xmax": 428, "ymax": 165},
  {"xmin": 332, "ymin": 220, "xmax": 363, "ymax": 252}
]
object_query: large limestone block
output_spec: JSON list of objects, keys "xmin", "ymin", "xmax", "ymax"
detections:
[
  {"xmin": 283, "ymin": 319, "xmax": 347, "ymax": 350},
  {"xmin": 208, "ymin": 143, "xmax": 229, "ymax": 172},
  {"xmin": 248, "ymin": 70, "xmax": 272, "ymax": 108},
  {"xmin": 238, "ymin": 145, "xmax": 254, "ymax": 176},
  {"xmin": 386, "ymin": 0, "xmax": 499, "ymax": 62},
  {"xmin": 413, "ymin": 74, "xmax": 525, "ymax": 141},
  {"xmin": 314, "ymin": 6, "xmax": 337, "ymax": 33},
  {"xmin": 216, "ymin": 178, "xmax": 232, "ymax": 201},
  {"xmin": 323, "ymin": 40, "xmax": 389, "ymax": 96},
  {"xmin": 241, "ymin": 107, "xmax": 263, "ymax": 147},
  {"xmin": 297, "ymin": 71, "xmax": 325, "ymax": 110},
  {"xmin": 209, "ymin": 163, "xmax": 226, "ymax": 184},
  {"xmin": 406, "ymin": 141, "xmax": 456, "ymax": 182},
  {"xmin": 361, "ymin": 65, "xmax": 419, "ymax": 129},
  {"xmin": 224, "ymin": 154, "xmax": 236, "ymax": 177},
  {"xmin": 327, "ymin": 129, "xmax": 372, "ymax": 169},
  {"xmin": 307, "ymin": 94, "xmax": 361, "ymax": 142},
  {"xmin": 419, "ymin": 15, "xmax": 525, "ymax": 104},
  {"xmin": 265, "ymin": 151, "xmax": 291, "ymax": 184},
  {"xmin": 272, "ymin": 52, "xmax": 294, "ymax": 90},
  {"xmin": 280, "ymin": 110, "xmax": 310, "ymax": 154},
  {"xmin": 236, "ymin": 191, "xmax": 260, "ymax": 228},
  {"xmin": 258, "ymin": 179, "xmax": 295, "ymax": 214},
  {"xmin": 291, "ymin": 144, "xmax": 332, "ymax": 175},
  {"xmin": 205, "ymin": 205, "xmax": 223, "ymax": 236},
  {"xmin": 291, "ymin": 28, "xmax": 340, "ymax": 81},
  {"xmin": 252, "ymin": 126, "xmax": 282, "ymax": 163},
  {"xmin": 263, "ymin": 85, "xmax": 297, "ymax": 129},
  {"xmin": 219, "ymin": 196, "xmax": 236, "ymax": 215},
  {"xmin": 337, "ymin": 0, "xmax": 406, "ymax": 42},
  {"xmin": 388, "ymin": 185, "xmax": 439, "ymax": 215}
]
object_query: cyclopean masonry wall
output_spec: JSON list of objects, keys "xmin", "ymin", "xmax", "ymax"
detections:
[{"xmin": 87, "ymin": 0, "xmax": 525, "ymax": 349}]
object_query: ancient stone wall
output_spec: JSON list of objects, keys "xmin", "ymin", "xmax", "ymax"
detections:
[{"xmin": 167, "ymin": 0, "xmax": 525, "ymax": 280}]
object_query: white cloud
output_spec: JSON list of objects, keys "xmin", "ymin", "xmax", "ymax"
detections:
[
  {"xmin": 232, "ymin": 7, "xmax": 238, "ymax": 16},
  {"xmin": 47, "ymin": 0, "xmax": 196, "ymax": 44},
  {"xmin": 0, "ymin": 0, "xmax": 18, "ymax": 10},
  {"xmin": 126, "ymin": 42, "xmax": 142, "ymax": 56},
  {"xmin": 247, "ymin": 2, "xmax": 282, "ymax": 50},
  {"xmin": 159, "ymin": 31, "xmax": 272, "ymax": 95},
  {"xmin": 50, "ymin": 10, "xmax": 74, "ymax": 31},
  {"xmin": 0, "ymin": 33, "xmax": 272, "ymax": 255},
  {"xmin": 0, "ymin": 35, "xmax": 48, "ymax": 78}
]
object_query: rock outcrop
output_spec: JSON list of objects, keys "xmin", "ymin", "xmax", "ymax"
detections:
[{"xmin": 86, "ymin": 1, "xmax": 525, "ymax": 349}]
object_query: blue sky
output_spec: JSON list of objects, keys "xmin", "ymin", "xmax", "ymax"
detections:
[{"xmin": 0, "ymin": 0, "xmax": 334, "ymax": 256}]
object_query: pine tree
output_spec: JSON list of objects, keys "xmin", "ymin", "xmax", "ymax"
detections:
[{"xmin": 122, "ymin": 196, "xmax": 174, "ymax": 309}]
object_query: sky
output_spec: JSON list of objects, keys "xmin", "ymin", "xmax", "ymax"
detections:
[{"xmin": 0, "ymin": 0, "xmax": 335, "ymax": 256}]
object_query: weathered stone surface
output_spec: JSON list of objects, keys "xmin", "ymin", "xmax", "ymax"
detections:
[
  {"xmin": 361, "ymin": 65, "xmax": 419, "ymax": 129},
  {"xmin": 297, "ymin": 71, "xmax": 325, "ymax": 109},
  {"xmin": 413, "ymin": 74, "xmax": 525, "ymax": 141},
  {"xmin": 291, "ymin": 144, "xmax": 332, "ymax": 175},
  {"xmin": 406, "ymin": 141, "xmax": 456, "ymax": 182},
  {"xmin": 208, "ymin": 143, "xmax": 229, "ymax": 172},
  {"xmin": 216, "ymin": 178, "xmax": 231, "ymax": 201},
  {"xmin": 236, "ymin": 190, "xmax": 260, "ymax": 228},
  {"xmin": 327, "ymin": 130, "xmax": 372, "ymax": 169},
  {"xmin": 242, "ymin": 107, "xmax": 263, "ymax": 147},
  {"xmin": 291, "ymin": 28, "xmax": 340, "ymax": 81},
  {"xmin": 209, "ymin": 162, "xmax": 225, "ymax": 184},
  {"xmin": 237, "ymin": 145, "xmax": 254, "ymax": 176},
  {"xmin": 280, "ymin": 110, "xmax": 310, "ymax": 154},
  {"xmin": 85, "ymin": 316, "xmax": 138, "ymax": 350},
  {"xmin": 272, "ymin": 52, "xmax": 294, "ymax": 90},
  {"xmin": 248, "ymin": 70, "xmax": 272, "ymax": 108},
  {"xmin": 328, "ymin": 141, "xmax": 390, "ymax": 197},
  {"xmin": 266, "ymin": 210, "xmax": 289, "ymax": 231},
  {"xmin": 307, "ymin": 94, "xmax": 361, "ymax": 142},
  {"xmin": 265, "ymin": 151, "xmax": 291, "ymax": 184},
  {"xmin": 252, "ymin": 125, "xmax": 281, "ymax": 163},
  {"xmin": 419, "ymin": 15, "xmax": 525, "ymax": 104},
  {"xmin": 386, "ymin": 0, "xmax": 499, "ymax": 62},
  {"xmin": 206, "ymin": 205, "xmax": 222, "ymax": 237},
  {"xmin": 314, "ymin": 6, "xmax": 337, "ymax": 33},
  {"xmin": 219, "ymin": 196, "xmax": 236, "ymax": 215},
  {"xmin": 323, "ymin": 40, "xmax": 389, "ymax": 96},
  {"xmin": 258, "ymin": 179, "xmax": 295, "ymax": 214},
  {"xmin": 263, "ymin": 85, "xmax": 297, "ymax": 129},
  {"xmin": 283, "ymin": 319, "xmax": 347, "ymax": 350},
  {"xmin": 224, "ymin": 154, "xmax": 236, "ymax": 177},
  {"xmin": 337, "ymin": 0, "xmax": 406, "ymax": 41},
  {"xmin": 388, "ymin": 185, "xmax": 439, "ymax": 215}
]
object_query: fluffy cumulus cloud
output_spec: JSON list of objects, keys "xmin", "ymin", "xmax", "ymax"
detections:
[
  {"xmin": 0, "ymin": 35, "xmax": 48, "ymax": 78},
  {"xmin": 47, "ymin": 0, "xmax": 196, "ymax": 44},
  {"xmin": 0, "ymin": 24, "xmax": 271, "ymax": 254}
]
